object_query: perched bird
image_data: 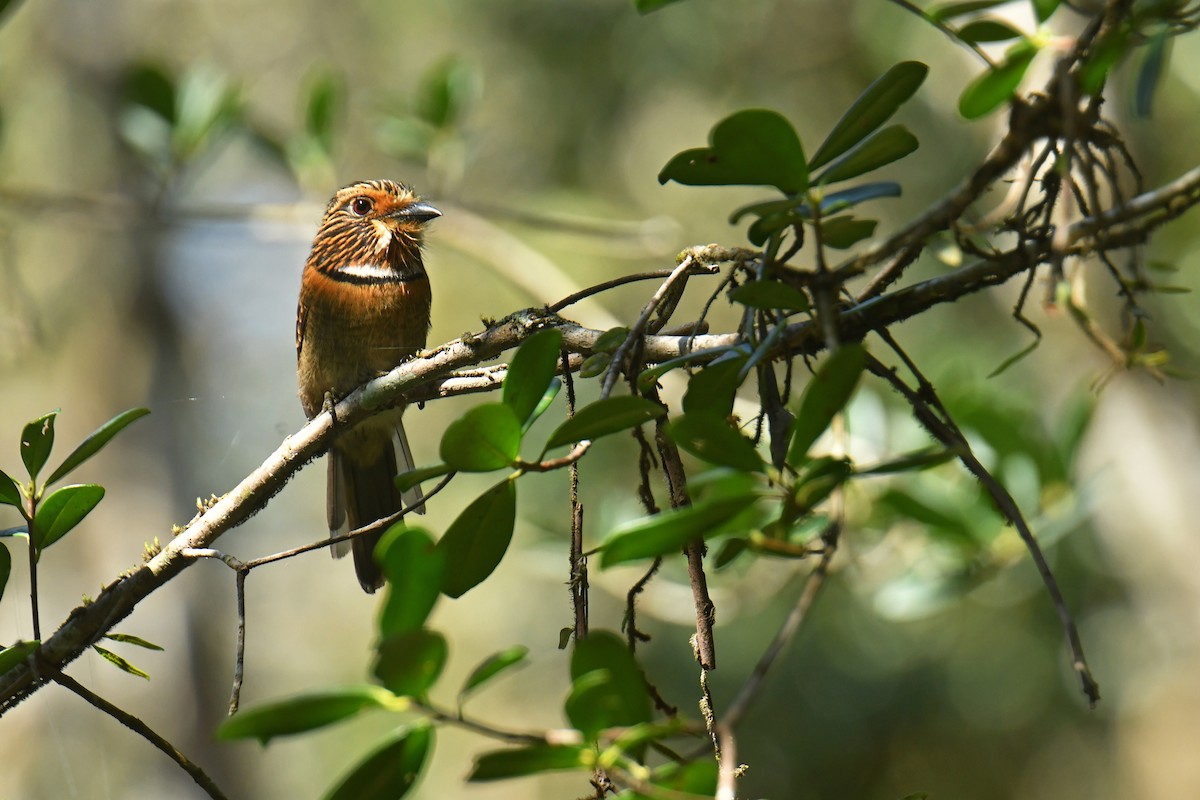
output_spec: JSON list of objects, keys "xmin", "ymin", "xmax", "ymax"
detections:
[{"xmin": 297, "ymin": 179, "xmax": 441, "ymax": 592}]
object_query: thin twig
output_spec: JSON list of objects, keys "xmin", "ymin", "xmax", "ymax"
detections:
[
  {"xmin": 229, "ymin": 569, "xmax": 247, "ymax": 715},
  {"xmin": 54, "ymin": 671, "xmax": 230, "ymax": 800},
  {"xmin": 563, "ymin": 349, "xmax": 588, "ymax": 643}
]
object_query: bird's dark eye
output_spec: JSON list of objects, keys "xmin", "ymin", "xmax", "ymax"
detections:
[{"xmin": 350, "ymin": 196, "xmax": 374, "ymax": 216}]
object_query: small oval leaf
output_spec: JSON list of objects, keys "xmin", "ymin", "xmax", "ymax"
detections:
[
  {"xmin": 218, "ymin": 686, "xmax": 393, "ymax": 744},
  {"xmin": 33, "ymin": 484, "xmax": 105, "ymax": 550},
  {"xmin": 460, "ymin": 645, "xmax": 530, "ymax": 701},
  {"xmin": 959, "ymin": 42, "xmax": 1037, "ymax": 120},
  {"xmin": 658, "ymin": 109, "xmax": 808, "ymax": 194},
  {"xmin": 378, "ymin": 526, "xmax": 446, "ymax": 637},
  {"xmin": 599, "ymin": 493, "xmax": 759, "ymax": 568},
  {"xmin": 728, "ymin": 281, "xmax": 810, "ymax": 312},
  {"xmin": 439, "ymin": 404, "xmax": 522, "ymax": 472},
  {"xmin": 545, "ymin": 396, "xmax": 665, "ymax": 451},
  {"xmin": 436, "ymin": 479, "xmax": 517, "ymax": 598},
  {"xmin": 667, "ymin": 413, "xmax": 764, "ymax": 473},
  {"xmin": 373, "ymin": 629, "xmax": 448, "ymax": 698},
  {"xmin": 820, "ymin": 217, "xmax": 878, "ymax": 249},
  {"xmin": 20, "ymin": 411, "xmax": 57, "ymax": 482},
  {"xmin": 0, "ymin": 640, "xmax": 39, "ymax": 677},
  {"xmin": 469, "ymin": 744, "xmax": 590, "ymax": 782},
  {"xmin": 503, "ymin": 329, "xmax": 564, "ymax": 426},
  {"xmin": 816, "ymin": 125, "xmax": 919, "ymax": 184},
  {"xmin": 787, "ymin": 343, "xmax": 867, "ymax": 464}
]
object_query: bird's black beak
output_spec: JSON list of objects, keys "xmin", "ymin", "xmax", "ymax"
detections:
[{"xmin": 392, "ymin": 201, "xmax": 442, "ymax": 223}]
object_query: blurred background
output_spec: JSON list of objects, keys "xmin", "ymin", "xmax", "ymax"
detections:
[{"xmin": 1, "ymin": 0, "xmax": 1199, "ymax": 798}]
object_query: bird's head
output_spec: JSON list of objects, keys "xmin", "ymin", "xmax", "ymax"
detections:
[{"xmin": 308, "ymin": 179, "xmax": 441, "ymax": 279}]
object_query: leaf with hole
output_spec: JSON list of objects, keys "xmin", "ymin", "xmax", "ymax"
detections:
[
  {"xmin": 544, "ymin": 396, "xmax": 665, "ymax": 451},
  {"xmin": 217, "ymin": 686, "xmax": 393, "ymax": 744},
  {"xmin": 440, "ymin": 403, "xmax": 522, "ymax": 472},
  {"xmin": 809, "ymin": 61, "xmax": 928, "ymax": 169},
  {"xmin": 658, "ymin": 109, "xmax": 808, "ymax": 194},
  {"xmin": 787, "ymin": 343, "xmax": 866, "ymax": 465},
  {"xmin": 20, "ymin": 411, "xmax": 57, "ymax": 483},
  {"xmin": 817, "ymin": 125, "xmax": 918, "ymax": 184},
  {"xmin": 959, "ymin": 40, "xmax": 1038, "ymax": 120},
  {"xmin": 373, "ymin": 628, "xmax": 448, "ymax": 698},
  {"xmin": 45, "ymin": 407, "xmax": 150, "ymax": 487},
  {"xmin": 503, "ymin": 328, "xmax": 563, "ymax": 427},
  {"xmin": 33, "ymin": 484, "xmax": 105, "ymax": 550},
  {"xmin": 324, "ymin": 724, "xmax": 433, "ymax": 800},
  {"xmin": 469, "ymin": 744, "xmax": 591, "ymax": 781},
  {"xmin": 378, "ymin": 526, "xmax": 445, "ymax": 637},
  {"xmin": 599, "ymin": 492, "xmax": 759, "ymax": 568},
  {"xmin": 436, "ymin": 479, "xmax": 517, "ymax": 598},
  {"xmin": 460, "ymin": 645, "xmax": 529, "ymax": 703},
  {"xmin": 667, "ymin": 413, "xmax": 764, "ymax": 472}
]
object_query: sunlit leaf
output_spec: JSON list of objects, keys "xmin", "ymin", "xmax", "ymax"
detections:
[
  {"xmin": 217, "ymin": 686, "xmax": 393, "ymax": 744},
  {"xmin": 20, "ymin": 411, "xmax": 56, "ymax": 482},
  {"xmin": 436, "ymin": 479, "xmax": 516, "ymax": 598},
  {"xmin": 728, "ymin": 280, "xmax": 810, "ymax": 312},
  {"xmin": 658, "ymin": 109, "xmax": 808, "ymax": 194},
  {"xmin": 667, "ymin": 413, "xmax": 764, "ymax": 472},
  {"xmin": 544, "ymin": 396, "xmax": 665, "ymax": 451},
  {"xmin": 503, "ymin": 328, "xmax": 564, "ymax": 427},
  {"xmin": 45, "ymin": 407, "xmax": 150, "ymax": 486},
  {"xmin": 373, "ymin": 628, "xmax": 448, "ymax": 698},
  {"xmin": 378, "ymin": 526, "xmax": 445, "ymax": 636},
  {"xmin": 460, "ymin": 645, "xmax": 529, "ymax": 702},
  {"xmin": 959, "ymin": 41, "xmax": 1038, "ymax": 120},
  {"xmin": 599, "ymin": 492, "xmax": 759, "ymax": 568},
  {"xmin": 816, "ymin": 125, "xmax": 919, "ymax": 184},
  {"xmin": 33, "ymin": 484, "xmax": 105, "ymax": 550},
  {"xmin": 957, "ymin": 19, "xmax": 1023, "ymax": 44},
  {"xmin": 787, "ymin": 343, "xmax": 866, "ymax": 465},
  {"xmin": 0, "ymin": 641, "xmax": 38, "ymax": 676},
  {"xmin": 325, "ymin": 724, "xmax": 433, "ymax": 800},
  {"xmin": 621, "ymin": 759, "xmax": 719, "ymax": 799},
  {"xmin": 809, "ymin": 61, "xmax": 928, "ymax": 169},
  {"xmin": 104, "ymin": 633, "xmax": 164, "ymax": 651},
  {"xmin": 469, "ymin": 744, "xmax": 591, "ymax": 781},
  {"xmin": 395, "ymin": 463, "xmax": 452, "ymax": 494},
  {"xmin": 440, "ymin": 404, "xmax": 522, "ymax": 472},
  {"xmin": 92, "ymin": 645, "xmax": 150, "ymax": 680}
]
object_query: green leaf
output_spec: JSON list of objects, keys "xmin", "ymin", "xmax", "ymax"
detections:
[
  {"xmin": 568, "ymin": 631, "xmax": 652, "ymax": 738},
  {"xmin": 821, "ymin": 217, "xmax": 878, "ymax": 249},
  {"xmin": 503, "ymin": 329, "xmax": 564, "ymax": 427},
  {"xmin": 728, "ymin": 280, "xmax": 810, "ymax": 312},
  {"xmin": 104, "ymin": 633, "xmax": 165, "ymax": 651},
  {"xmin": 957, "ymin": 19, "xmax": 1023, "ymax": 44},
  {"xmin": 373, "ymin": 628, "xmax": 448, "ymax": 697},
  {"xmin": 1080, "ymin": 25, "xmax": 1130, "ymax": 96},
  {"xmin": 45, "ymin": 407, "xmax": 150, "ymax": 486},
  {"xmin": 92, "ymin": 645, "xmax": 150, "ymax": 680},
  {"xmin": 1135, "ymin": 27, "xmax": 1169, "ymax": 119},
  {"xmin": 378, "ymin": 526, "xmax": 445, "ymax": 637},
  {"xmin": 172, "ymin": 66, "xmax": 241, "ymax": 160},
  {"xmin": 599, "ymin": 493, "xmax": 759, "ymax": 568},
  {"xmin": 623, "ymin": 761, "xmax": 719, "ymax": 799},
  {"xmin": 637, "ymin": 345, "xmax": 748, "ymax": 394},
  {"xmin": 325, "ymin": 724, "xmax": 433, "ymax": 800},
  {"xmin": 436, "ymin": 479, "xmax": 517, "ymax": 598},
  {"xmin": 959, "ymin": 41, "xmax": 1038, "ymax": 120},
  {"xmin": 304, "ymin": 72, "xmax": 342, "ymax": 153},
  {"xmin": 929, "ymin": 0, "xmax": 1009, "ymax": 21},
  {"xmin": 0, "ymin": 543, "xmax": 9, "ymax": 606},
  {"xmin": 579, "ymin": 353, "xmax": 611, "ymax": 379},
  {"xmin": 809, "ymin": 62, "xmax": 928, "ymax": 170},
  {"xmin": 394, "ymin": 463, "xmax": 452, "ymax": 494},
  {"xmin": 0, "ymin": 640, "xmax": 38, "ymax": 676},
  {"xmin": 793, "ymin": 457, "xmax": 852, "ymax": 511},
  {"xmin": 817, "ymin": 125, "xmax": 919, "ymax": 184},
  {"xmin": 32, "ymin": 484, "xmax": 105, "ymax": 550},
  {"xmin": 217, "ymin": 686, "xmax": 392, "ymax": 743},
  {"xmin": 592, "ymin": 327, "xmax": 630, "ymax": 353},
  {"xmin": 856, "ymin": 448, "xmax": 957, "ymax": 476},
  {"xmin": 1032, "ymin": 0, "xmax": 1060, "ymax": 23},
  {"xmin": 528, "ymin": 379, "xmax": 562, "ymax": 427},
  {"xmin": 545, "ymin": 396, "xmax": 665, "ymax": 451},
  {"xmin": 417, "ymin": 57, "xmax": 476, "ymax": 130},
  {"xmin": 439, "ymin": 404, "xmax": 522, "ymax": 471},
  {"xmin": 123, "ymin": 63, "xmax": 176, "ymax": 121},
  {"xmin": 0, "ymin": 469, "xmax": 21, "ymax": 508},
  {"xmin": 787, "ymin": 343, "xmax": 866, "ymax": 465},
  {"xmin": 667, "ymin": 413, "xmax": 764, "ymax": 472},
  {"xmin": 987, "ymin": 337, "xmax": 1040, "ymax": 378},
  {"xmin": 469, "ymin": 744, "xmax": 591, "ymax": 781},
  {"xmin": 713, "ymin": 537, "xmax": 749, "ymax": 569},
  {"xmin": 460, "ymin": 646, "xmax": 529, "ymax": 702},
  {"xmin": 816, "ymin": 182, "xmax": 902, "ymax": 214},
  {"xmin": 658, "ymin": 109, "xmax": 808, "ymax": 194},
  {"xmin": 682, "ymin": 355, "xmax": 748, "ymax": 418},
  {"xmin": 20, "ymin": 411, "xmax": 57, "ymax": 482}
]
